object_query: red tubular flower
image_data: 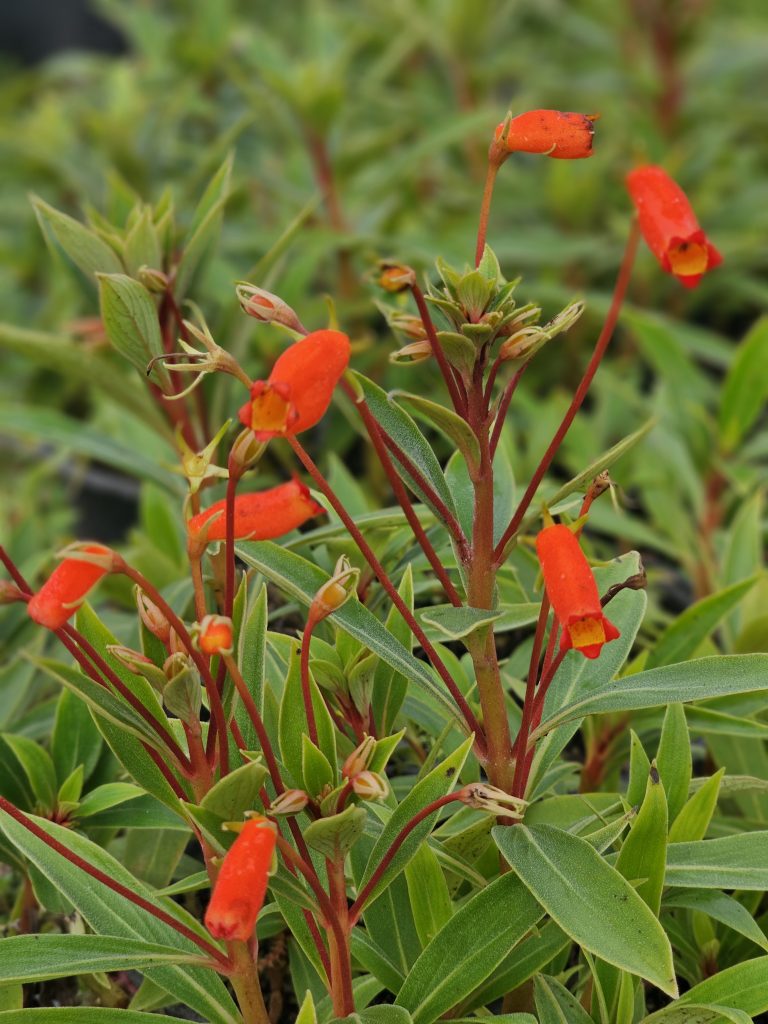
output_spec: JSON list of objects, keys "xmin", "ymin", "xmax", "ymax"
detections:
[
  {"xmin": 625, "ymin": 165, "xmax": 722, "ymax": 288},
  {"xmin": 27, "ymin": 545, "xmax": 111, "ymax": 630},
  {"xmin": 536, "ymin": 525, "xmax": 620, "ymax": 660},
  {"xmin": 205, "ymin": 817, "xmax": 276, "ymax": 942},
  {"xmin": 187, "ymin": 479, "xmax": 323, "ymax": 545},
  {"xmin": 238, "ymin": 329, "xmax": 350, "ymax": 440},
  {"xmin": 495, "ymin": 110, "xmax": 597, "ymax": 159}
]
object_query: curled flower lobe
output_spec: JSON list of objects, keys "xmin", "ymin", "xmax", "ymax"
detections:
[
  {"xmin": 205, "ymin": 818, "xmax": 276, "ymax": 942},
  {"xmin": 536, "ymin": 525, "xmax": 620, "ymax": 660},
  {"xmin": 495, "ymin": 110, "xmax": 596, "ymax": 160},
  {"xmin": 27, "ymin": 544, "xmax": 112, "ymax": 630},
  {"xmin": 239, "ymin": 329, "xmax": 350, "ymax": 440},
  {"xmin": 187, "ymin": 479, "xmax": 323, "ymax": 545},
  {"xmin": 626, "ymin": 165, "xmax": 722, "ymax": 288}
]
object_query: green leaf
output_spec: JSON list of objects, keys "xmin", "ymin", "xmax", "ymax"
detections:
[
  {"xmin": 404, "ymin": 843, "xmax": 453, "ymax": 949},
  {"xmin": 656, "ymin": 704, "xmax": 692, "ymax": 824},
  {"xmin": 359, "ymin": 737, "xmax": 473, "ymax": 905},
  {"xmin": 665, "ymin": 832, "xmax": 768, "ymax": 889},
  {"xmin": 0, "ymin": 812, "xmax": 238, "ymax": 1023},
  {"xmin": 675, "ymin": 955, "xmax": 768, "ymax": 1016},
  {"xmin": 278, "ymin": 641, "xmax": 336, "ymax": 789},
  {"xmin": 349, "ymin": 372, "xmax": 458, "ymax": 523},
  {"xmin": 0, "ymin": 1014, "xmax": 194, "ymax": 1024},
  {"xmin": 75, "ymin": 783, "xmax": 145, "ymax": 819},
  {"xmin": 0, "ymin": 734, "xmax": 57, "ymax": 815},
  {"xmin": 238, "ymin": 542, "xmax": 462, "ymax": 724},
  {"xmin": 0, "ymin": 934, "xmax": 204, "ymax": 984},
  {"xmin": 97, "ymin": 273, "xmax": 169, "ymax": 388},
  {"xmin": 534, "ymin": 974, "xmax": 594, "ymax": 1024},
  {"xmin": 51, "ymin": 688, "xmax": 103, "ymax": 785},
  {"xmin": 664, "ymin": 889, "xmax": 768, "ymax": 952},
  {"xmin": 668, "ymin": 769, "xmax": 724, "ymax": 843},
  {"xmin": 395, "ymin": 874, "xmax": 542, "ymax": 1024},
  {"xmin": 615, "ymin": 765, "xmax": 667, "ymax": 914},
  {"xmin": 646, "ymin": 578, "xmax": 758, "ymax": 670},
  {"xmin": 642, "ymin": 1006, "xmax": 752, "ymax": 1023},
  {"xmin": 304, "ymin": 805, "xmax": 368, "ymax": 860},
  {"xmin": 419, "ymin": 605, "xmax": 503, "ymax": 641},
  {"xmin": 626, "ymin": 730, "xmax": 651, "ymax": 807},
  {"xmin": 719, "ymin": 316, "xmax": 768, "ymax": 452},
  {"xmin": 32, "ymin": 196, "xmax": 124, "ymax": 279},
  {"xmin": 200, "ymin": 760, "xmax": 268, "ymax": 821},
  {"xmin": 532, "ymin": 655, "xmax": 768, "ymax": 742},
  {"xmin": 493, "ymin": 824, "xmax": 677, "ymax": 996},
  {"xmin": 391, "ymin": 392, "xmax": 480, "ymax": 467},
  {"xmin": 0, "ymin": 988, "xmax": 22, "ymax": 1012},
  {"xmin": 374, "ymin": 567, "xmax": 414, "ymax": 735}
]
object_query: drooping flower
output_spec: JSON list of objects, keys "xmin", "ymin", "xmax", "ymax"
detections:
[
  {"xmin": 187, "ymin": 479, "xmax": 323, "ymax": 545},
  {"xmin": 205, "ymin": 817, "xmax": 276, "ymax": 942},
  {"xmin": 625, "ymin": 165, "xmax": 722, "ymax": 288},
  {"xmin": 27, "ymin": 544, "xmax": 112, "ymax": 630},
  {"xmin": 238, "ymin": 329, "xmax": 350, "ymax": 441},
  {"xmin": 495, "ymin": 110, "xmax": 597, "ymax": 160},
  {"xmin": 536, "ymin": 525, "xmax": 620, "ymax": 659}
]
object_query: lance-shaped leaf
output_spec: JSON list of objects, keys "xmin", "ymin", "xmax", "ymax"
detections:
[
  {"xmin": 97, "ymin": 273, "xmax": 169, "ymax": 389},
  {"xmin": 32, "ymin": 196, "xmax": 124, "ymax": 279},
  {"xmin": 671, "ymin": 955, "xmax": 768, "ymax": 1017},
  {"xmin": 493, "ymin": 824, "xmax": 677, "ymax": 996},
  {"xmin": 665, "ymin": 831, "xmax": 768, "ymax": 889},
  {"xmin": 390, "ymin": 391, "xmax": 480, "ymax": 467},
  {"xmin": 615, "ymin": 765, "xmax": 668, "ymax": 915}
]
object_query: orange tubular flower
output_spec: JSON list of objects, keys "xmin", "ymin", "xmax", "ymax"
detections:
[
  {"xmin": 27, "ymin": 545, "xmax": 111, "ymax": 630},
  {"xmin": 197, "ymin": 615, "xmax": 234, "ymax": 656},
  {"xmin": 495, "ymin": 110, "xmax": 597, "ymax": 159},
  {"xmin": 626, "ymin": 165, "xmax": 722, "ymax": 289},
  {"xmin": 536, "ymin": 525, "xmax": 620, "ymax": 660},
  {"xmin": 187, "ymin": 479, "xmax": 323, "ymax": 545},
  {"xmin": 205, "ymin": 818, "xmax": 276, "ymax": 942},
  {"xmin": 238, "ymin": 329, "xmax": 350, "ymax": 441}
]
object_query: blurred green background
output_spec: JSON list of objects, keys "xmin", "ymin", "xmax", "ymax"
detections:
[{"xmin": 1, "ymin": 0, "xmax": 767, "ymax": 647}]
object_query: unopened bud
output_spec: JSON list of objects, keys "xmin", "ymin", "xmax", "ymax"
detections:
[
  {"xmin": 163, "ymin": 652, "xmax": 191, "ymax": 682},
  {"xmin": 342, "ymin": 735, "xmax": 376, "ymax": 779},
  {"xmin": 107, "ymin": 645, "xmax": 167, "ymax": 691},
  {"xmin": 195, "ymin": 615, "xmax": 234, "ymax": 656},
  {"xmin": 0, "ymin": 581, "xmax": 25, "ymax": 604},
  {"xmin": 457, "ymin": 783, "xmax": 527, "ymax": 819},
  {"xmin": 390, "ymin": 339, "xmax": 432, "ymax": 366},
  {"xmin": 586, "ymin": 472, "xmax": 612, "ymax": 503},
  {"xmin": 236, "ymin": 283, "xmax": 307, "ymax": 334},
  {"xmin": 168, "ymin": 629, "xmax": 187, "ymax": 657},
  {"xmin": 136, "ymin": 589, "xmax": 171, "ymax": 645},
  {"xmin": 137, "ymin": 266, "xmax": 170, "ymax": 293},
  {"xmin": 310, "ymin": 556, "xmax": 359, "ymax": 620},
  {"xmin": 377, "ymin": 262, "xmax": 416, "ymax": 294},
  {"xmin": 228, "ymin": 428, "xmax": 267, "ymax": 479},
  {"xmin": 389, "ymin": 313, "xmax": 427, "ymax": 340},
  {"xmin": 269, "ymin": 789, "xmax": 309, "ymax": 816},
  {"xmin": 352, "ymin": 771, "xmax": 389, "ymax": 801}
]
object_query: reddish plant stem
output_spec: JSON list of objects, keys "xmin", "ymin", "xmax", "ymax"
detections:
[
  {"xmin": 116, "ymin": 560, "xmax": 230, "ymax": 777},
  {"xmin": 0, "ymin": 795, "xmax": 230, "ymax": 969},
  {"xmin": 0, "ymin": 546, "xmax": 30, "ymax": 591},
  {"xmin": 190, "ymin": 552, "xmax": 208, "ymax": 622},
  {"xmin": 224, "ymin": 469, "xmax": 239, "ymax": 619},
  {"xmin": 326, "ymin": 856, "xmax": 354, "ymax": 1017},
  {"xmin": 475, "ymin": 162, "xmax": 499, "ymax": 267},
  {"xmin": 489, "ymin": 365, "xmax": 527, "ymax": 458},
  {"xmin": 511, "ymin": 596, "xmax": 550, "ymax": 800},
  {"xmin": 222, "ymin": 653, "xmax": 285, "ymax": 794},
  {"xmin": 410, "ymin": 284, "xmax": 466, "ymax": 414},
  {"xmin": 380, "ymin": 432, "xmax": 470, "ymax": 556},
  {"xmin": 349, "ymin": 793, "xmax": 460, "ymax": 924},
  {"xmin": 300, "ymin": 610, "xmax": 320, "ymax": 747},
  {"xmin": 344, "ymin": 384, "xmax": 462, "ymax": 605},
  {"xmin": 287, "ymin": 437, "xmax": 485, "ymax": 752},
  {"xmin": 55, "ymin": 628, "xmax": 191, "ymax": 795},
  {"xmin": 493, "ymin": 220, "xmax": 640, "ymax": 563},
  {"xmin": 59, "ymin": 623, "xmax": 191, "ymax": 772}
]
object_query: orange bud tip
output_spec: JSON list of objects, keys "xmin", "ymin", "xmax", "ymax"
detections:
[
  {"xmin": 495, "ymin": 109, "xmax": 596, "ymax": 160},
  {"xmin": 197, "ymin": 615, "xmax": 234, "ymax": 656}
]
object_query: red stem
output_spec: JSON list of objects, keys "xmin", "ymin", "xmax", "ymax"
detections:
[
  {"xmin": 489, "ymin": 365, "xmax": 527, "ymax": 458},
  {"xmin": 410, "ymin": 284, "xmax": 466, "ymax": 414},
  {"xmin": 493, "ymin": 220, "xmax": 640, "ymax": 563},
  {"xmin": 475, "ymin": 162, "xmax": 499, "ymax": 267},
  {"xmin": 0, "ymin": 795, "xmax": 230, "ymax": 969},
  {"xmin": 349, "ymin": 793, "xmax": 460, "ymax": 923},
  {"xmin": 287, "ymin": 437, "xmax": 485, "ymax": 752},
  {"xmin": 300, "ymin": 611, "xmax": 320, "ymax": 747}
]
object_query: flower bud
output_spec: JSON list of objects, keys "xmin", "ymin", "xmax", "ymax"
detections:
[
  {"xmin": 310, "ymin": 556, "xmax": 359, "ymax": 621},
  {"xmin": 352, "ymin": 771, "xmax": 389, "ymax": 801},
  {"xmin": 195, "ymin": 615, "xmax": 234, "ymax": 656},
  {"xmin": 342, "ymin": 735, "xmax": 376, "ymax": 779},
  {"xmin": 495, "ymin": 110, "xmax": 597, "ymax": 160},
  {"xmin": 163, "ymin": 651, "xmax": 192, "ymax": 682},
  {"xmin": 137, "ymin": 266, "xmax": 170, "ymax": 293},
  {"xmin": 228, "ymin": 428, "xmax": 267, "ymax": 480},
  {"xmin": 390, "ymin": 339, "xmax": 433, "ymax": 366},
  {"xmin": 136, "ymin": 589, "xmax": 171, "ymax": 645},
  {"xmin": 0, "ymin": 581, "xmax": 25, "ymax": 605},
  {"xmin": 458, "ymin": 783, "xmax": 527, "ymax": 818},
  {"xmin": 377, "ymin": 262, "xmax": 416, "ymax": 294},
  {"xmin": 269, "ymin": 789, "xmax": 310, "ymax": 816},
  {"xmin": 107, "ymin": 645, "xmax": 167, "ymax": 692},
  {"xmin": 235, "ymin": 283, "xmax": 308, "ymax": 334}
]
